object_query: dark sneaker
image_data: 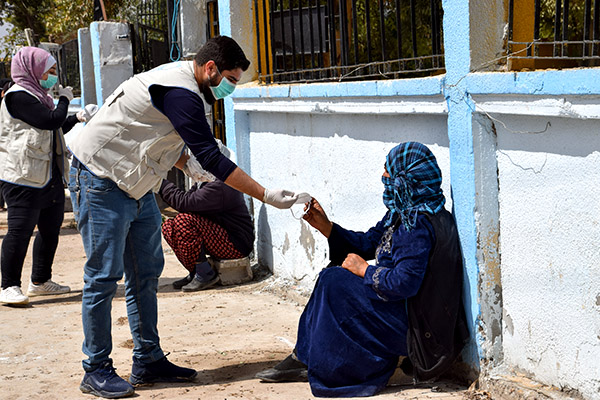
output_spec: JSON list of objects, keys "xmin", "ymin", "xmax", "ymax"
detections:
[
  {"xmin": 129, "ymin": 355, "xmax": 197, "ymax": 385},
  {"xmin": 172, "ymin": 273, "xmax": 194, "ymax": 289},
  {"xmin": 181, "ymin": 274, "xmax": 219, "ymax": 292},
  {"xmin": 79, "ymin": 361, "xmax": 134, "ymax": 398},
  {"xmin": 255, "ymin": 352, "xmax": 308, "ymax": 383}
]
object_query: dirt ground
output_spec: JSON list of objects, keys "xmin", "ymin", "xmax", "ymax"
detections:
[{"xmin": 0, "ymin": 214, "xmax": 471, "ymax": 400}]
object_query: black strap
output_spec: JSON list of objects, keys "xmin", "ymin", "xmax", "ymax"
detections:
[{"xmin": 71, "ymin": 157, "xmax": 88, "ymax": 172}]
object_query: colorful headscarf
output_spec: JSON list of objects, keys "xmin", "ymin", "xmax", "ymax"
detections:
[
  {"xmin": 11, "ymin": 47, "xmax": 56, "ymax": 109},
  {"xmin": 382, "ymin": 142, "xmax": 445, "ymax": 230}
]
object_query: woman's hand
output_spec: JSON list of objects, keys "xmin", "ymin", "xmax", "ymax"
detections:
[
  {"xmin": 303, "ymin": 198, "xmax": 333, "ymax": 238},
  {"xmin": 341, "ymin": 253, "xmax": 369, "ymax": 278}
]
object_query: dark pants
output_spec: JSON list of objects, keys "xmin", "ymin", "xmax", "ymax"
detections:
[{"xmin": 1, "ymin": 176, "xmax": 64, "ymax": 289}]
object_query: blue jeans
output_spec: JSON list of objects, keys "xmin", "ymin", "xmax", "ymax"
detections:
[{"xmin": 68, "ymin": 166, "xmax": 165, "ymax": 372}]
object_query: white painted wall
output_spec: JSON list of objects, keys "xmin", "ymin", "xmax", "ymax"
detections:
[
  {"xmin": 237, "ymin": 100, "xmax": 452, "ymax": 289},
  {"xmin": 490, "ymin": 111, "xmax": 600, "ymax": 399}
]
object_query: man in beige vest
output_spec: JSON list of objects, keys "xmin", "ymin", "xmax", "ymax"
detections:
[{"xmin": 68, "ymin": 36, "xmax": 297, "ymax": 399}]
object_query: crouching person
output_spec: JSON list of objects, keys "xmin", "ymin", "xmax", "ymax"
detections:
[
  {"xmin": 159, "ymin": 170, "xmax": 254, "ymax": 291},
  {"xmin": 256, "ymin": 142, "xmax": 469, "ymax": 397}
]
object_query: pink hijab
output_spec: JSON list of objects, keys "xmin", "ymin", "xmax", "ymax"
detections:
[{"xmin": 11, "ymin": 47, "xmax": 56, "ymax": 109}]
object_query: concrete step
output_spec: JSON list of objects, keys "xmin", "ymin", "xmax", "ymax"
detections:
[{"xmin": 208, "ymin": 256, "xmax": 253, "ymax": 286}]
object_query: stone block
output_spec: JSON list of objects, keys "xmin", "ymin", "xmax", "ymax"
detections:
[{"xmin": 208, "ymin": 256, "xmax": 252, "ymax": 286}]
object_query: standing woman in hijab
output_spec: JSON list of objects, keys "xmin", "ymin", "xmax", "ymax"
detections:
[
  {"xmin": 256, "ymin": 142, "xmax": 468, "ymax": 397},
  {"xmin": 0, "ymin": 47, "xmax": 80, "ymax": 305}
]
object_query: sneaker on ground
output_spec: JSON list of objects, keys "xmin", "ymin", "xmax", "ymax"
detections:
[
  {"xmin": 79, "ymin": 361, "xmax": 134, "ymax": 399},
  {"xmin": 28, "ymin": 280, "xmax": 71, "ymax": 296},
  {"xmin": 181, "ymin": 274, "xmax": 219, "ymax": 292},
  {"xmin": 0, "ymin": 286, "xmax": 29, "ymax": 305},
  {"xmin": 129, "ymin": 355, "xmax": 197, "ymax": 385}
]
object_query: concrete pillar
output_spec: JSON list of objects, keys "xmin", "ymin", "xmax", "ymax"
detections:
[
  {"xmin": 89, "ymin": 21, "xmax": 133, "ymax": 106},
  {"xmin": 77, "ymin": 28, "xmax": 97, "ymax": 107},
  {"xmin": 179, "ymin": 1, "xmax": 208, "ymax": 58},
  {"xmin": 470, "ymin": 0, "xmax": 507, "ymax": 71},
  {"xmin": 442, "ymin": 0, "xmax": 481, "ymax": 374},
  {"xmin": 217, "ymin": 0, "xmax": 256, "ymax": 164},
  {"xmin": 218, "ymin": 0, "xmax": 257, "ymax": 84}
]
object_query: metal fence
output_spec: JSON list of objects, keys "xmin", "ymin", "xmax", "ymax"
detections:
[
  {"xmin": 131, "ymin": 0, "xmax": 169, "ymax": 73},
  {"xmin": 254, "ymin": 0, "xmax": 444, "ymax": 84},
  {"xmin": 508, "ymin": 0, "xmax": 600, "ymax": 65},
  {"xmin": 58, "ymin": 39, "xmax": 81, "ymax": 97}
]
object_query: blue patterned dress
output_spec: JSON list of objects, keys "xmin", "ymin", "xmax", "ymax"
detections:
[{"xmin": 295, "ymin": 211, "xmax": 435, "ymax": 397}]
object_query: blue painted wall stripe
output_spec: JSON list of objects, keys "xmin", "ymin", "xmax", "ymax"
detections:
[{"xmin": 89, "ymin": 22, "xmax": 104, "ymax": 107}]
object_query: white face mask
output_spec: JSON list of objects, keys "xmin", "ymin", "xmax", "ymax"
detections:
[{"xmin": 290, "ymin": 193, "xmax": 312, "ymax": 220}]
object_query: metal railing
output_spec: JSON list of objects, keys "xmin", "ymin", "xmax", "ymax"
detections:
[
  {"xmin": 254, "ymin": 0, "xmax": 444, "ymax": 84},
  {"xmin": 58, "ymin": 39, "xmax": 81, "ymax": 97},
  {"xmin": 131, "ymin": 0, "xmax": 169, "ymax": 73},
  {"xmin": 508, "ymin": 0, "xmax": 600, "ymax": 64}
]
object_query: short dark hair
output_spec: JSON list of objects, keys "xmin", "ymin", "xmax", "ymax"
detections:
[{"xmin": 194, "ymin": 35, "xmax": 250, "ymax": 72}]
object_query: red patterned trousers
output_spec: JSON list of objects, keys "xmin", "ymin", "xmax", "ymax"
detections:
[{"xmin": 162, "ymin": 213, "xmax": 244, "ymax": 272}]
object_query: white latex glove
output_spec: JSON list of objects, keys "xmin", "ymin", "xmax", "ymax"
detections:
[
  {"xmin": 263, "ymin": 189, "xmax": 298, "ymax": 209},
  {"xmin": 76, "ymin": 104, "xmax": 99, "ymax": 122},
  {"xmin": 57, "ymin": 85, "xmax": 74, "ymax": 102},
  {"xmin": 182, "ymin": 156, "xmax": 216, "ymax": 183},
  {"xmin": 77, "ymin": 104, "xmax": 98, "ymax": 122}
]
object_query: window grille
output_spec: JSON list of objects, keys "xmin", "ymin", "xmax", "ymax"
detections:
[
  {"xmin": 58, "ymin": 39, "xmax": 81, "ymax": 97},
  {"xmin": 508, "ymin": 0, "xmax": 600, "ymax": 69},
  {"xmin": 131, "ymin": 0, "xmax": 169, "ymax": 73},
  {"xmin": 254, "ymin": 0, "xmax": 444, "ymax": 84}
]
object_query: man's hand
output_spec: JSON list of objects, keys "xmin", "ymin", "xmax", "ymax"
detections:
[
  {"xmin": 302, "ymin": 198, "xmax": 333, "ymax": 238},
  {"xmin": 341, "ymin": 253, "xmax": 368, "ymax": 278},
  {"xmin": 263, "ymin": 189, "xmax": 297, "ymax": 209},
  {"xmin": 174, "ymin": 153, "xmax": 190, "ymax": 170}
]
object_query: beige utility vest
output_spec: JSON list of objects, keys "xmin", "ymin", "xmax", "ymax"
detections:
[
  {"xmin": 68, "ymin": 61, "xmax": 205, "ymax": 200},
  {"xmin": 0, "ymin": 84, "xmax": 69, "ymax": 188}
]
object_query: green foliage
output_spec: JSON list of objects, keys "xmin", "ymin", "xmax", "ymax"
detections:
[
  {"xmin": 0, "ymin": 0, "xmax": 51, "ymax": 55},
  {"xmin": 0, "ymin": 0, "xmax": 141, "ymax": 56},
  {"xmin": 351, "ymin": 0, "xmax": 438, "ymax": 63},
  {"xmin": 538, "ymin": 0, "xmax": 587, "ymax": 41},
  {"xmin": 275, "ymin": 0, "xmax": 442, "ymax": 76}
]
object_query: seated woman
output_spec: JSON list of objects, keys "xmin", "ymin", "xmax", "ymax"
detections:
[
  {"xmin": 159, "ymin": 174, "xmax": 254, "ymax": 292},
  {"xmin": 256, "ymin": 142, "xmax": 468, "ymax": 397}
]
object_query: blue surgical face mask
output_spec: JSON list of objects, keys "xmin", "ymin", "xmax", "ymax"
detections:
[
  {"xmin": 40, "ymin": 74, "xmax": 58, "ymax": 89},
  {"xmin": 209, "ymin": 67, "xmax": 236, "ymax": 100}
]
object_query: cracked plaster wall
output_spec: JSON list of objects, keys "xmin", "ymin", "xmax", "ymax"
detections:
[
  {"xmin": 243, "ymin": 107, "xmax": 450, "ymax": 287},
  {"xmin": 491, "ymin": 111, "xmax": 600, "ymax": 399}
]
